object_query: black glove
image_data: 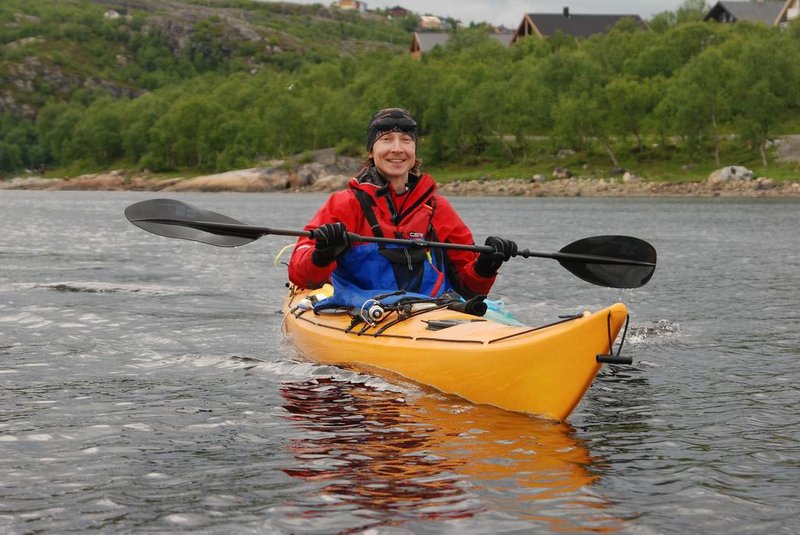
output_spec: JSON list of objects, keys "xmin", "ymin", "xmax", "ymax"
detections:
[
  {"xmin": 475, "ymin": 236, "xmax": 517, "ymax": 277},
  {"xmin": 310, "ymin": 222, "xmax": 350, "ymax": 266}
]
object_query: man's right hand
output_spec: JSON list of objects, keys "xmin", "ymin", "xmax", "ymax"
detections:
[
  {"xmin": 311, "ymin": 222, "xmax": 350, "ymax": 266},
  {"xmin": 475, "ymin": 236, "xmax": 517, "ymax": 277}
]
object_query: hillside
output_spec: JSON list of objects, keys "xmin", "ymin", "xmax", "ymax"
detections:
[
  {"xmin": 3, "ymin": 1, "xmax": 800, "ymax": 184},
  {"xmin": 1, "ymin": 0, "xmax": 412, "ymax": 119}
]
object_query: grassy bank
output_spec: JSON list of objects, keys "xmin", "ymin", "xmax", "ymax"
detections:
[
  {"xmin": 429, "ymin": 142, "xmax": 800, "ymax": 184},
  {"xmin": 14, "ymin": 134, "xmax": 800, "ymax": 186}
]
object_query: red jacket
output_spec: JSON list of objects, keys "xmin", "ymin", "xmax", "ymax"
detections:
[{"xmin": 288, "ymin": 169, "xmax": 495, "ymax": 297}]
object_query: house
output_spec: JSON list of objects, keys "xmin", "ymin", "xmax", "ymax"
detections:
[
  {"xmin": 387, "ymin": 6, "xmax": 410, "ymax": 17},
  {"xmin": 334, "ymin": 0, "xmax": 366, "ymax": 11},
  {"xmin": 419, "ymin": 15, "xmax": 443, "ymax": 30},
  {"xmin": 409, "ymin": 31, "xmax": 514, "ymax": 58},
  {"xmin": 489, "ymin": 32, "xmax": 514, "ymax": 47},
  {"xmin": 409, "ymin": 32, "xmax": 450, "ymax": 58},
  {"xmin": 779, "ymin": 0, "xmax": 800, "ymax": 21},
  {"xmin": 510, "ymin": 7, "xmax": 648, "ymax": 44},
  {"xmin": 704, "ymin": 0, "xmax": 799, "ymax": 25}
]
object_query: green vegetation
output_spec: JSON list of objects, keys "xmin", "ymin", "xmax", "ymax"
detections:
[{"xmin": 2, "ymin": 0, "xmax": 800, "ymax": 182}]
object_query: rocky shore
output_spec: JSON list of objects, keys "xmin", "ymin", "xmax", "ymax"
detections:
[{"xmin": 3, "ymin": 148, "xmax": 800, "ymax": 198}]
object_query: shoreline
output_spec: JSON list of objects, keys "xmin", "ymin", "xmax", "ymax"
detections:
[{"xmin": 3, "ymin": 169, "xmax": 800, "ymax": 198}]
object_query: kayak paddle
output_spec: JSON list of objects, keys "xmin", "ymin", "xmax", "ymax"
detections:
[{"xmin": 125, "ymin": 198, "xmax": 656, "ymax": 288}]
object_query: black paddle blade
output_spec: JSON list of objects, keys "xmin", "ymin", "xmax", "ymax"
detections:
[
  {"xmin": 558, "ymin": 235, "xmax": 657, "ymax": 288},
  {"xmin": 124, "ymin": 198, "xmax": 255, "ymax": 247}
]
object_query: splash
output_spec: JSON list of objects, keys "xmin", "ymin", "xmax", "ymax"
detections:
[{"xmin": 627, "ymin": 319, "xmax": 680, "ymax": 345}]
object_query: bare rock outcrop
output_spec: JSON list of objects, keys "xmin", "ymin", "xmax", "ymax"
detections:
[
  {"xmin": 0, "ymin": 149, "xmax": 363, "ymax": 193},
  {"xmin": 707, "ymin": 166, "xmax": 754, "ymax": 184},
  {"xmin": 164, "ymin": 167, "xmax": 290, "ymax": 192},
  {"xmin": 776, "ymin": 135, "xmax": 800, "ymax": 163}
]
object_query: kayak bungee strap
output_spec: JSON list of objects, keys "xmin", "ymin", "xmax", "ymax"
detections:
[
  {"xmin": 295, "ymin": 289, "xmax": 485, "ymax": 336},
  {"xmin": 373, "ymin": 301, "xmax": 454, "ymax": 335},
  {"xmin": 596, "ymin": 313, "xmax": 632, "ymax": 365},
  {"xmin": 344, "ymin": 298, "xmax": 443, "ymax": 335},
  {"xmin": 354, "ymin": 294, "xmax": 475, "ymax": 336},
  {"xmin": 486, "ymin": 314, "xmax": 584, "ymax": 345},
  {"xmin": 345, "ymin": 315, "xmax": 364, "ymax": 333}
]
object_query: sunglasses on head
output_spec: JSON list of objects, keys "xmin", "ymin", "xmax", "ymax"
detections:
[{"xmin": 370, "ymin": 109, "xmax": 417, "ymax": 131}]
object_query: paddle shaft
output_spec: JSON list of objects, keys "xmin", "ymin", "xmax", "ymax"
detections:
[{"xmin": 141, "ymin": 218, "xmax": 656, "ymax": 268}]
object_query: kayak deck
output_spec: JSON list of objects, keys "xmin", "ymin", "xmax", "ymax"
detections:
[{"xmin": 282, "ymin": 287, "xmax": 629, "ymax": 420}]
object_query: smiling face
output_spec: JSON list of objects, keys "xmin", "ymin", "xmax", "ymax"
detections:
[{"xmin": 369, "ymin": 131, "xmax": 416, "ymax": 187}]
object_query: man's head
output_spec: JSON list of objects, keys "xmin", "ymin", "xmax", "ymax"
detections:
[{"xmin": 365, "ymin": 108, "xmax": 418, "ymax": 152}]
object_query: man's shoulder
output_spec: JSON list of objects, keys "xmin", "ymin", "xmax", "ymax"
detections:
[
  {"xmin": 322, "ymin": 186, "xmax": 362, "ymax": 214},
  {"xmin": 431, "ymin": 191, "xmax": 453, "ymax": 211}
]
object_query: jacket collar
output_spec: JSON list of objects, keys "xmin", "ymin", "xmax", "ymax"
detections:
[
  {"xmin": 352, "ymin": 165, "xmax": 432, "ymax": 194},
  {"xmin": 357, "ymin": 164, "xmax": 421, "ymax": 190},
  {"xmin": 350, "ymin": 166, "xmax": 437, "ymax": 224}
]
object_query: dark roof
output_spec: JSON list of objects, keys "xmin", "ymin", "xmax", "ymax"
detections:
[
  {"xmin": 413, "ymin": 32, "xmax": 450, "ymax": 53},
  {"xmin": 490, "ymin": 32, "xmax": 514, "ymax": 47},
  {"xmin": 411, "ymin": 31, "xmax": 514, "ymax": 54},
  {"xmin": 704, "ymin": 1, "xmax": 785, "ymax": 24},
  {"xmin": 526, "ymin": 13, "xmax": 648, "ymax": 38}
]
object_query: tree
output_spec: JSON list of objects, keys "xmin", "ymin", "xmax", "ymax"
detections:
[
  {"xmin": 504, "ymin": 59, "xmax": 555, "ymax": 160},
  {"xmin": 539, "ymin": 48, "xmax": 605, "ymax": 99},
  {"xmin": 605, "ymin": 77, "xmax": 660, "ymax": 153},
  {"xmin": 727, "ymin": 34, "xmax": 800, "ymax": 166},
  {"xmin": 675, "ymin": 47, "xmax": 735, "ymax": 164},
  {"xmin": 676, "ymin": 0, "xmax": 709, "ymax": 25},
  {"xmin": 655, "ymin": 77, "xmax": 710, "ymax": 159},
  {"xmin": 69, "ymin": 97, "xmax": 125, "ymax": 165},
  {"xmin": 149, "ymin": 95, "xmax": 225, "ymax": 170},
  {"xmin": 0, "ymin": 142, "xmax": 24, "ymax": 174},
  {"xmin": 649, "ymin": 11, "xmax": 677, "ymax": 33},
  {"xmin": 553, "ymin": 93, "xmax": 618, "ymax": 166},
  {"xmin": 36, "ymin": 101, "xmax": 85, "ymax": 165},
  {"xmin": 585, "ymin": 23, "xmax": 650, "ymax": 76},
  {"xmin": 121, "ymin": 93, "xmax": 172, "ymax": 165},
  {"xmin": 0, "ymin": 114, "xmax": 42, "ymax": 173}
]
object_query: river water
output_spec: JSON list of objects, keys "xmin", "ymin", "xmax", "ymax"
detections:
[{"xmin": 1, "ymin": 190, "xmax": 798, "ymax": 534}]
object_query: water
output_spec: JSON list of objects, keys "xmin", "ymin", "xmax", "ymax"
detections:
[{"xmin": 1, "ymin": 190, "xmax": 799, "ymax": 533}]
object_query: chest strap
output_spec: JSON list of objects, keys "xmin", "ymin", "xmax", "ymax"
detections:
[
  {"xmin": 353, "ymin": 187, "xmax": 438, "ymax": 241},
  {"xmin": 353, "ymin": 188, "xmax": 384, "ymax": 238}
]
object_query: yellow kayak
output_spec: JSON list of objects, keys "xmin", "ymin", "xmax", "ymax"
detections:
[{"xmin": 283, "ymin": 285, "xmax": 630, "ymax": 421}]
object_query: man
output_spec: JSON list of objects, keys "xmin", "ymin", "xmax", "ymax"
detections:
[{"xmin": 288, "ymin": 107, "xmax": 516, "ymax": 308}]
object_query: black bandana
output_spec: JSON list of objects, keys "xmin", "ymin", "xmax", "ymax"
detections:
[{"xmin": 365, "ymin": 108, "xmax": 418, "ymax": 151}]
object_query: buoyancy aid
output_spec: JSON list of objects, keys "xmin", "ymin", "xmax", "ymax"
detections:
[{"xmin": 313, "ymin": 168, "xmax": 454, "ymax": 311}]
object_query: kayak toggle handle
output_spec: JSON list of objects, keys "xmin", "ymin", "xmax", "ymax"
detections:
[
  {"xmin": 596, "ymin": 313, "xmax": 632, "ymax": 365},
  {"xmin": 596, "ymin": 354, "xmax": 633, "ymax": 365}
]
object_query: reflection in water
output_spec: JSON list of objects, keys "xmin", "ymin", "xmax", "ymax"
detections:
[
  {"xmin": 582, "ymin": 365, "xmax": 656, "ymax": 439},
  {"xmin": 279, "ymin": 379, "xmax": 623, "ymax": 532}
]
